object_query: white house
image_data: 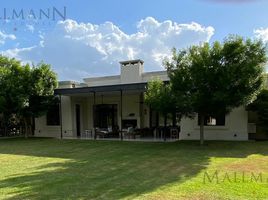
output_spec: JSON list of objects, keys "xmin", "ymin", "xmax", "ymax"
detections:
[{"xmin": 34, "ymin": 59, "xmax": 258, "ymax": 141}]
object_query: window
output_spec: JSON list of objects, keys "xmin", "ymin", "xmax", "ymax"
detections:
[
  {"xmin": 94, "ymin": 104, "xmax": 118, "ymax": 128},
  {"xmin": 46, "ymin": 104, "xmax": 60, "ymax": 126},
  {"xmin": 198, "ymin": 114, "xmax": 225, "ymax": 126}
]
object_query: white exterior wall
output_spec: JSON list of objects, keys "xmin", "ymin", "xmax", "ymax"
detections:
[
  {"xmin": 34, "ymin": 115, "xmax": 60, "ymax": 137},
  {"xmin": 62, "ymin": 96, "xmax": 74, "ymax": 137},
  {"xmin": 180, "ymin": 106, "xmax": 248, "ymax": 141}
]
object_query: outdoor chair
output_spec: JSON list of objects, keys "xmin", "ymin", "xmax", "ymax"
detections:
[
  {"xmin": 122, "ymin": 126, "xmax": 135, "ymax": 139},
  {"xmin": 95, "ymin": 128, "xmax": 109, "ymax": 138}
]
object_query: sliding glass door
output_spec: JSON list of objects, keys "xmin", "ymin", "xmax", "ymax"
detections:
[{"xmin": 94, "ymin": 104, "xmax": 118, "ymax": 128}]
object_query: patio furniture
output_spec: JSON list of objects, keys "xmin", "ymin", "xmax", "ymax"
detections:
[
  {"xmin": 95, "ymin": 128, "xmax": 109, "ymax": 138},
  {"xmin": 122, "ymin": 127, "xmax": 136, "ymax": 139},
  {"xmin": 95, "ymin": 126, "xmax": 120, "ymax": 139}
]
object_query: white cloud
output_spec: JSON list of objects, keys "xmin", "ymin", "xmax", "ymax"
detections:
[
  {"xmin": 254, "ymin": 28, "xmax": 268, "ymax": 42},
  {"xmin": 2, "ymin": 17, "xmax": 214, "ymax": 81},
  {"xmin": 254, "ymin": 27, "xmax": 268, "ymax": 71},
  {"xmin": 0, "ymin": 31, "xmax": 16, "ymax": 45}
]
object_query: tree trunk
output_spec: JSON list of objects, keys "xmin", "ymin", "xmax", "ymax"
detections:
[{"xmin": 200, "ymin": 114, "xmax": 205, "ymax": 145}]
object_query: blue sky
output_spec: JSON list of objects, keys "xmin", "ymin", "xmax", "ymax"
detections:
[{"xmin": 0, "ymin": 0, "xmax": 268, "ymax": 80}]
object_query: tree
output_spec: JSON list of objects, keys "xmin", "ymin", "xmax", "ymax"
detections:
[
  {"xmin": 144, "ymin": 79, "xmax": 175, "ymax": 140},
  {"xmin": 0, "ymin": 55, "xmax": 58, "ymax": 137},
  {"xmin": 165, "ymin": 36, "xmax": 267, "ymax": 145},
  {"xmin": 0, "ymin": 56, "xmax": 26, "ymax": 135},
  {"xmin": 21, "ymin": 63, "xmax": 58, "ymax": 137},
  {"xmin": 247, "ymin": 89, "xmax": 268, "ymax": 132}
]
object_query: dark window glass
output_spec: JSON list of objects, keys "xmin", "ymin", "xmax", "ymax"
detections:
[
  {"xmin": 46, "ymin": 104, "xmax": 60, "ymax": 126},
  {"xmin": 198, "ymin": 114, "xmax": 225, "ymax": 126},
  {"xmin": 94, "ymin": 104, "xmax": 118, "ymax": 128}
]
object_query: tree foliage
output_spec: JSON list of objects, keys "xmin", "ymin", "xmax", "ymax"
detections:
[
  {"xmin": 144, "ymin": 79, "xmax": 175, "ymax": 117},
  {"xmin": 247, "ymin": 89, "xmax": 268, "ymax": 132},
  {"xmin": 0, "ymin": 55, "xmax": 58, "ymax": 136},
  {"xmin": 165, "ymin": 35, "xmax": 267, "ymax": 144},
  {"xmin": 145, "ymin": 79, "xmax": 192, "ymax": 124}
]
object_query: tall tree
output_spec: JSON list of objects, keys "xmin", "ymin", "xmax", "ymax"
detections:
[
  {"xmin": 21, "ymin": 63, "xmax": 58, "ymax": 137},
  {"xmin": 0, "ymin": 56, "xmax": 26, "ymax": 134},
  {"xmin": 165, "ymin": 36, "xmax": 267, "ymax": 145},
  {"xmin": 0, "ymin": 56, "xmax": 58, "ymax": 137}
]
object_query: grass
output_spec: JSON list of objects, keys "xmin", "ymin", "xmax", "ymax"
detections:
[{"xmin": 0, "ymin": 138, "xmax": 268, "ymax": 200}]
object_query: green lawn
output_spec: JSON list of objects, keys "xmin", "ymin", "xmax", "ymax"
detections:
[{"xmin": 0, "ymin": 138, "xmax": 268, "ymax": 200}]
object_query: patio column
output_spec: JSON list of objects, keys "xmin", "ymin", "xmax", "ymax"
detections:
[
  {"xmin": 59, "ymin": 94, "xmax": 63, "ymax": 139},
  {"xmin": 93, "ymin": 91, "xmax": 96, "ymax": 140},
  {"xmin": 120, "ymin": 89, "xmax": 123, "ymax": 141}
]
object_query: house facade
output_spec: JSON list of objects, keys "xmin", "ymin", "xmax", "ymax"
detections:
[{"xmin": 34, "ymin": 59, "xmax": 258, "ymax": 141}]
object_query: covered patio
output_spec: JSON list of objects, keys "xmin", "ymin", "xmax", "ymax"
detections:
[{"xmin": 54, "ymin": 82, "xmax": 180, "ymax": 142}]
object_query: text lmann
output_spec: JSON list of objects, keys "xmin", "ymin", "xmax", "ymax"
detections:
[{"xmin": 0, "ymin": 7, "xmax": 66, "ymax": 21}]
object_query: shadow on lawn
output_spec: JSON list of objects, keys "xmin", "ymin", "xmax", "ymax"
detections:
[{"xmin": 0, "ymin": 138, "xmax": 268, "ymax": 199}]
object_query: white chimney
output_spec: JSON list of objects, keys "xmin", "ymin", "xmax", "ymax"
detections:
[{"xmin": 120, "ymin": 59, "xmax": 144, "ymax": 84}]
